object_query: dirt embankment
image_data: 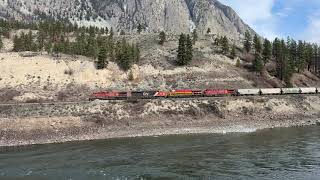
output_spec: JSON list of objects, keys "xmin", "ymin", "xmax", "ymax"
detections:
[{"xmin": 0, "ymin": 95, "xmax": 320, "ymax": 147}]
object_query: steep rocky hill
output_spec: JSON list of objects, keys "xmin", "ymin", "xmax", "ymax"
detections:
[{"xmin": 0, "ymin": 0, "xmax": 255, "ymax": 39}]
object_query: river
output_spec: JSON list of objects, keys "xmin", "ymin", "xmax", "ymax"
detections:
[{"xmin": 0, "ymin": 125, "xmax": 320, "ymax": 180}]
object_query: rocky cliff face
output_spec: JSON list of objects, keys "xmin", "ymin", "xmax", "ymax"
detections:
[{"xmin": 0, "ymin": 0, "xmax": 255, "ymax": 39}]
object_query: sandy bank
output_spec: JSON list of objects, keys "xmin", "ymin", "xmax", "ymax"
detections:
[{"xmin": 1, "ymin": 95, "xmax": 320, "ymax": 147}]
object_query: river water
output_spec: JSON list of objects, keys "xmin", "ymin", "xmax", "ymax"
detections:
[{"xmin": 0, "ymin": 126, "xmax": 320, "ymax": 180}]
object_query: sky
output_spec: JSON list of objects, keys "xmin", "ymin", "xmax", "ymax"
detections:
[{"xmin": 219, "ymin": 0, "xmax": 320, "ymax": 42}]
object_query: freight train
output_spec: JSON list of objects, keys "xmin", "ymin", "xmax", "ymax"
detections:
[{"xmin": 89, "ymin": 87, "xmax": 318, "ymax": 101}]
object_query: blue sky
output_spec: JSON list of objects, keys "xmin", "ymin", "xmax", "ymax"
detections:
[{"xmin": 220, "ymin": 0, "xmax": 320, "ymax": 42}]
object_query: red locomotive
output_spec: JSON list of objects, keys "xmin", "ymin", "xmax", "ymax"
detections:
[{"xmin": 204, "ymin": 89, "xmax": 235, "ymax": 96}]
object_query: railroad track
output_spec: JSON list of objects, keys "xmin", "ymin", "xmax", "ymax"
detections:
[{"xmin": 0, "ymin": 94, "xmax": 317, "ymax": 106}]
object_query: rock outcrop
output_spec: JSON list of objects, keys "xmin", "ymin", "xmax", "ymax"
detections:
[{"xmin": 0, "ymin": 0, "xmax": 255, "ymax": 39}]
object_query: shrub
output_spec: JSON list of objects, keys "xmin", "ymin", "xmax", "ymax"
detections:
[
  {"xmin": 236, "ymin": 59, "xmax": 241, "ymax": 67},
  {"xmin": 128, "ymin": 70, "xmax": 134, "ymax": 81},
  {"xmin": 64, "ymin": 69, "xmax": 74, "ymax": 76}
]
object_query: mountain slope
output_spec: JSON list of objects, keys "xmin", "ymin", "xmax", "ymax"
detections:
[{"xmin": 0, "ymin": 0, "xmax": 255, "ymax": 39}]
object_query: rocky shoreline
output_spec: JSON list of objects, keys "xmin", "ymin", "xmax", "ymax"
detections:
[{"xmin": 1, "ymin": 95, "xmax": 320, "ymax": 147}]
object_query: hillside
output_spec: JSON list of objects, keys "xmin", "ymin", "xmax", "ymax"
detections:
[
  {"xmin": 0, "ymin": 0, "xmax": 255, "ymax": 40},
  {"xmin": 0, "ymin": 0, "xmax": 320, "ymax": 103},
  {"xmin": 1, "ymin": 31, "xmax": 320, "ymax": 103}
]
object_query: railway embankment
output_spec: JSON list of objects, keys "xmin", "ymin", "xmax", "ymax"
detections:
[{"xmin": 1, "ymin": 95, "xmax": 320, "ymax": 147}]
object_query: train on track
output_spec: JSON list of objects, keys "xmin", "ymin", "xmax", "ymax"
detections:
[{"xmin": 89, "ymin": 87, "xmax": 319, "ymax": 101}]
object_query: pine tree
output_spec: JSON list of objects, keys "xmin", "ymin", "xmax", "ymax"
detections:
[
  {"xmin": 75, "ymin": 32, "xmax": 87, "ymax": 55},
  {"xmin": 0, "ymin": 35, "xmax": 3, "ymax": 50},
  {"xmin": 222, "ymin": 36, "xmax": 229, "ymax": 55},
  {"xmin": 132, "ymin": 44, "xmax": 140, "ymax": 63},
  {"xmin": 262, "ymin": 39, "xmax": 272, "ymax": 65},
  {"xmin": 273, "ymin": 38, "xmax": 282, "ymax": 79},
  {"xmin": 253, "ymin": 34, "xmax": 262, "ymax": 54},
  {"xmin": 116, "ymin": 38, "xmax": 133, "ymax": 71},
  {"xmin": 297, "ymin": 40, "xmax": 306, "ymax": 73},
  {"xmin": 86, "ymin": 32, "xmax": 98, "ymax": 58},
  {"xmin": 137, "ymin": 24, "xmax": 143, "ymax": 34},
  {"xmin": 120, "ymin": 30, "xmax": 125, "ymax": 35},
  {"xmin": 305, "ymin": 43, "xmax": 314, "ymax": 71},
  {"xmin": 288, "ymin": 38, "xmax": 297, "ymax": 73},
  {"xmin": 37, "ymin": 30, "xmax": 46, "ymax": 51},
  {"xmin": 244, "ymin": 30, "xmax": 252, "ymax": 53},
  {"xmin": 177, "ymin": 33, "xmax": 187, "ymax": 66},
  {"xmin": 192, "ymin": 29, "xmax": 198, "ymax": 45},
  {"xmin": 185, "ymin": 35, "xmax": 193, "ymax": 64},
  {"xmin": 13, "ymin": 35, "xmax": 23, "ymax": 52},
  {"xmin": 159, "ymin": 31, "xmax": 166, "ymax": 45},
  {"xmin": 97, "ymin": 45, "xmax": 108, "ymax": 69},
  {"xmin": 207, "ymin": 28, "xmax": 211, "ymax": 34},
  {"xmin": 109, "ymin": 27, "xmax": 114, "ymax": 38},
  {"xmin": 253, "ymin": 52, "xmax": 263, "ymax": 73},
  {"xmin": 231, "ymin": 44, "xmax": 236, "ymax": 59},
  {"xmin": 45, "ymin": 41, "xmax": 53, "ymax": 54},
  {"xmin": 63, "ymin": 38, "xmax": 71, "ymax": 54}
]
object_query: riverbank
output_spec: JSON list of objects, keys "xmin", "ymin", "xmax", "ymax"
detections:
[{"xmin": 1, "ymin": 95, "xmax": 320, "ymax": 147}]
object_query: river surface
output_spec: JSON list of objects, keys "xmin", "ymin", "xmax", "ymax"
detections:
[{"xmin": 0, "ymin": 126, "xmax": 320, "ymax": 180}]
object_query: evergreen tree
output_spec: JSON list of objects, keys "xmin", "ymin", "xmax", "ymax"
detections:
[
  {"xmin": 0, "ymin": 35, "xmax": 3, "ymax": 50},
  {"xmin": 52, "ymin": 43, "xmax": 63, "ymax": 55},
  {"xmin": 231, "ymin": 44, "xmax": 236, "ymax": 59},
  {"xmin": 305, "ymin": 43, "xmax": 314, "ymax": 71},
  {"xmin": 86, "ymin": 31, "xmax": 98, "ymax": 58},
  {"xmin": 45, "ymin": 41, "xmax": 53, "ymax": 54},
  {"xmin": 75, "ymin": 32, "xmax": 87, "ymax": 55},
  {"xmin": 159, "ymin": 31, "xmax": 166, "ymax": 45},
  {"xmin": 244, "ymin": 30, "xmax": 252, "ymax": 53},
  {"xmin": 132, "ymin": 44, "xmax": 140, "ymax": 63},
  {"xmin": 13, "ymin": 35, "xmax": 23, "ymax": 52},
  {"xmin": 120, "ymin": 30, "xmax": 125, "ymax": 35},
  {"xmin": 253, "ymin": 34, "xmax": 262, "ymax": 53},
  {"xmin": 37, "ymin": 30, "xmax": 46, "ymax": 51},
  {"xmin": 262, "ymin": 39, "xmax": 272, "ymax": 65},
  {"xmin": 105, "ymin": 27, "xmax": 109, "ymax": 35},
  {"xmin": 221, "ymin": 36, "xmax": 229, "ymax": 55},
  {"xmin": 288, "ymin": 38, "xmax": 297, "ymax": 73},
  {"xmin": 273, "ymin": 38, "xmax": 282, "ymax": 79},
  {"xmin": 116, "ymin": 38, "xmax": 133, "ymax": 71},
  {"xmin": 280, "ymin": 40, "xmax": 291, "ymax": 86},
  {"xmin": 297, "ymin": 40, "xmax": 306, "ymax": 73},
  {"xmin": 97, "ymin": 45, "xmax": 108, "ymax": 69},
  {"xmin": 177, "ymin": 33, "xmax": 187, "ymax": 66},
  {"xmin": 109, "ymin": 27, "xmax": 114, "ymax": 38},
  {"xmin": 206, "ymin": 28, "xmax": 211, "ymax": 34},
  {"xmin": 253, "ymin": 52, "xmax": 263, "ymax": 73},
  {"xmin": 192, "ymin": 29, "xmax": 198, "ymax": 45},
  {"xmin": 137, "ymin": 24, "xmax": 143, "ymax": 34},
  {"xmin": 185, "ymin": 35, "xmax": 193, "ymax": 64}
]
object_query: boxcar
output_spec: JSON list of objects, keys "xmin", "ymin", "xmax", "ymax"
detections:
[
  {"xmin": 204, "ymin": 89, "xmax": 235, "ymax": 96},
  {"xmin": 236, "ymin": 89, "xmax": 260, "ymax": 96},
  {"xmin": 260, "ymin": 88, "xmax": 282, "ymax": 95},
  {"xmin": 300, "ymin": 87, "xmax": 317, "ymax": 94},
  {"xmin": 281, "ymin": 88, "xmax": 301, "ymax": 94}
]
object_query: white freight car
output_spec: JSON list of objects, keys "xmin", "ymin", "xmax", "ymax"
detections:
[
  {"xmin": 260, "ymin": 88, "xmax": 282, "ymax": 95},
  {"xmin": 282, "ymin": 88, "xmax": 300, "ymax": 94},
  {"xmin": 300, "ymin": 87, "xmax": 317, "ymax": 94},
  {"xmin": 237, "ymin": 89, "xmax": 260, "ymax": 95}
]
